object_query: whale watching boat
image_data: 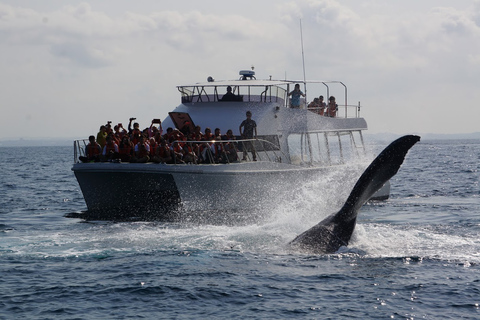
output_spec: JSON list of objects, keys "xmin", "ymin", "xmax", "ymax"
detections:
[{"xmin": 72, "ymin": 69, "xmax": 389, "ymax": 222}]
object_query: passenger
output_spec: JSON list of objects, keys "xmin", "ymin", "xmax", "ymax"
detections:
[
  {"xmin": 118, "ymin": 135, "xmax": 134, "ymax": 162},
  {"xmin": 79, "ymin": 135, "xmax": 102, "ymax": 163},
  {"xmin": 191, "ymin": 125, "xmax": 204, "ymax": 141},
  {"xmin": 307, "ymin": 96, "xmax": 327, "ymax": 115},
  {"xmin": 128, "ymin": 119, "xmax": 142, "ymax": 145},
  {"xmin": 199, "ymin": 141, "xmax": 215, "ymax": 164},
  {"xmin": 156, "ymin": 139, "xmax": 174, "ymax": 164},
  {"xmin": 149, "ymin": 119, "xmax": 163, "ymax": 138},
  {"xmin": 163, "ymin": 127, "xmax": 174, "ymax": 142},
  {"xmin": 114, "ymin": 123, "xmax": 127, "ymax": 141},
  {"xmin": 149, "ymin": 137, "xmax": 158, "ymax": 162},
  {"xmin": 179, "ymin": 121, "xmax": 192, "ymax": 136},
  {"xmin": 287, "ymin": 84, "xmax": 305, "ymax": 108},
  {"xmin": 326, "ymin": 96, "xmax": 338, "ymax": 117},
  {"xmin": 105, "ymin": 121, "xmax": 113, "ymax": 135},
  {"xmin": 223, "ymin": 141, "xmax": 239, "ymax": 163},
  {"xmin": 96, "ymin": 125, "xmax": 108, "ymax": 148},
  {"xmin": 221, "ymin": 86, "xmax": 236, "ymax": 101},
  {"xmin": 132, "ymin": 135, "xmax": 150, "ymax": 163},
  {"xmin": 239, "ymin": 110, "xmax": 257, "ymax": 161},
  {"xmin": 307, "ymin": 98, "xmax": 320, "ymax": 112},
  {"xmin": 153, "ymin": 131, "xmax": 163, "ymax": 144},
  {"xmin": 171, "ymin": 128, "xmax": 185, "ymax": 143},
  {"xmin": 214, "ymin": 128, "xmax": 222, "ymax": 140},
  {"xmin": 182, "ymin": 142, "xmax": 198, "ymax": 164},
  {"xmin": 222, "ymin": 129, "xmax": 238, "ymax": 162},
  {"xmin": 223, "ymin": 129, "xmax": 236, "ymax": 141},
  {"xmin": 170, "ymin": 141, "xmax": 185, "ymax": 164},
  {"xmin": 318, "ymin": 95, "xmax": 327, "ymax": 115},
  {"xmin": 127, "ymin": 117, "xmax": 137, "ymax": 133},
  {"xmin": 211, "ymin": 135, "xmax": 225, "ymax": 163},
  {"xmin": 102, "ymin": 135, "xmax": 120, "ymax": 162},
  {"xmin": 203, "ymin": 127, "xmax": 213, "ymax": 141}
]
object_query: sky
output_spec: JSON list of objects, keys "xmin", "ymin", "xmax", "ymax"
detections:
[{"xmin": 0, "ymin": 0, "xmax": 479, "ymax": 140}]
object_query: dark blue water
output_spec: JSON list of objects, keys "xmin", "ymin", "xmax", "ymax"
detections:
[{"xmin": 1, "ymin": 140, "xmax": 479, "ymax": 319}]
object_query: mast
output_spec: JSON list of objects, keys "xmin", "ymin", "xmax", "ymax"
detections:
[{"xmin": 300, "ymin": 19, "xmax": 307, "ymax": 106}]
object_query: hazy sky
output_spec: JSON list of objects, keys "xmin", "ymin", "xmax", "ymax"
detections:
[{"xmin": 1, "ymin": 0, "xmax": 479, "ymax": 140}]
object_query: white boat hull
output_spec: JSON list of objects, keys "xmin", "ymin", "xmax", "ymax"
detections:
[{"xmin": 72, "ymin": 161, "xmax": 388, "ymax": 222}]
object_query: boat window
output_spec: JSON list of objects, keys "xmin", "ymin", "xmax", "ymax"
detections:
[{"xmin": 288, "ymin": 131, "xmax": 364, "ymax": 166}]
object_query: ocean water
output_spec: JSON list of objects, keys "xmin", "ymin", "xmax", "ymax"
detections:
[{"xmin": 0, "ymin": 139, "xmax": 479, "ymax": 319}]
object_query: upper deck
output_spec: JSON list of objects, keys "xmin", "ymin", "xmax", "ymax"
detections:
[
  {"xmin": 176, "ymin": 70, "xmax": 360, "ymax": 118},
  {"xmin": 163, "ymin": 70, "xmax": 367, "ymax": 138}
]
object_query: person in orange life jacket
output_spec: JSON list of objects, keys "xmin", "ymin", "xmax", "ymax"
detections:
[
  {"xmin": 317, "ymin": 95, "xmax": 327, "ymax": 115},
  {"xmin": 210, "ymin": 135, "xmax": 225, "ymax": 163},
  {"xmin": 79, "ymin": 135, "xmax": 102, "ymax": 163},
  {"xmin": 239, "ymin": 111, "xmax": 257, "ymax": 161},
  {"xmin": 102, "ymin": 134, "xmax": 119, "ymax": 161},
  {"xmin": 307, "ymin": 98, "xmax": 320, "ymax": 111},
  {"xmin": 221, "ymin": 129, "xmax": 238, "ymax": 162},
  {"xmin": 118, "ymin": 135, "xmax": 134, "ymax": 162},
  {"xmin": 191, "ymin": 125, "xmax": 204, "ymax": 141},
  {"xmin": 171, "ymin": 128, "xmax": 185, "ymax": 144},
  {"xmin": 156, "ymin": 139, "xmax": 174, "ymax": 164},
  {"xmin": 152, "ymin": 131, "xmax": 163, "ymax": 147},
  {"xmin": 211, "ymin": 128, "xmax": 225, "ymax": 162},
  {"xmin": 182, "ymin": 141, "xmax": 198, "ymax": 164},
  {"xmin": 132, "ymin": 135, "xmax": 150, "ymax": 163},
  {"xmin": 203, "ymin": 127, "xmax": 213, "ymax": 141},
  {"xmin": 223, "ymin": 129, "xmax": 236, "ymax": 141},
  {"xmin": 114, "ymin": 123, "xmax": 127, "ymax": 141},
  {"xmin": 148, "ymin": 119, "xmax": 163, "ymax": 138},
  {"xmin": 163, "ymin": 127, "xmax": 174, "ymax": 142},
  {"xmin": 96, "ymin": 125, "xmax": 108, "ymax": 148},
  {"xmin": 214, "ymin": 128, "xmax": 222, "ymax": 140},
  {"xmin": 326, "ymin": 96, "xmax": 338, "ymax": 117},
  {"xmin": 128, "ymin": 118, "xmax": 142, "ymax": 145},
  {"xmin": 170, "ymin": 141, "xmax": 185, "ymax": 164},
  {"xmin": 149, "ymin": 137, "xmax": 158, "ymax": 161}
]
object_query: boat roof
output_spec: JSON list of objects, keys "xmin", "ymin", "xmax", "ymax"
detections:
[
  {"xmin": 177, "ymin": 79, "xmax": 345, "ymax": 88},
  {"xmin": 178, "ymin": 79, "xmax": 293, "ymax": 88}
]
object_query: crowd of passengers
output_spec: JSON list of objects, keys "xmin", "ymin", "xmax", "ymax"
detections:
[{"xmin": 79, "ymin": 117, "xmax": 240, "ymax": 164}]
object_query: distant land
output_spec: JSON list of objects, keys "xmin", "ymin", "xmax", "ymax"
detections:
[
  {"xmin": 364, "ymin": 132, "xmax": 480, "ymax": 143},
  {"xmin": 0, "ymin": 132, "xmax": 479, "ymax": 147}
]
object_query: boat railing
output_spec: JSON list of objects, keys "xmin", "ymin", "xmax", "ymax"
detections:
[
  {"xmin": 74, "ymin": 139, "xmax": 88, "ymax": 163},
  {"xmin": 73, "ymin": 138, "xmax": 289, "ymax": 165},
  {"xmin": 306, "ymin": 102, "xmax": 362, "ymax": 118}
]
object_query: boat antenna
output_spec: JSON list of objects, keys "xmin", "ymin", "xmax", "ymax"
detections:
[{"xmin": 300, "ymin": 19, "xmax": 307, "ymax": 105}]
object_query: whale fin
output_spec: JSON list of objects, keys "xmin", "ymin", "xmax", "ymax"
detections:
[{"xmin": 289, "ymin": 135, "xmax": 420, "ymax": 254}]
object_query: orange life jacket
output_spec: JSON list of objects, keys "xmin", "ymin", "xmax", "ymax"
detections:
[
  {"xmin": 119, "ymin": 143, "xmax": 132, "ymax": 155},
  {"xmin": 86, "ymin": 143, "xmax": 101, "ymax": 157}
]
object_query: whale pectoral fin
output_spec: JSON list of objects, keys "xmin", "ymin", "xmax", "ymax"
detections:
[{"xmin": 290, "ymin": 135, "xmax": 421, "ymax": 254}]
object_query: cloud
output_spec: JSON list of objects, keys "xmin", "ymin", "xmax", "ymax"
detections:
[{"xmin": 1, "ymin": 0, "xmax": 480, "ymax": 138}]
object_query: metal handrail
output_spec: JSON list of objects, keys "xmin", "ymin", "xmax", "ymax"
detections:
[
  {"xmin": 306, "ymin": 102, "xmax": 362, "ymax": 118},
  {"xmin": 73, "ymin": 138, "xmax": 288, "ymax": 164}
]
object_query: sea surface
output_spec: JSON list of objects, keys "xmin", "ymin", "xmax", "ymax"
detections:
[{"xmin": 0, "ymin": 139, "xmax": 479, "ymax": 319}]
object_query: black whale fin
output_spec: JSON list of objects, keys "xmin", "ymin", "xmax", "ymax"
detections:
[{"xmin": 289, "ymin": 135, "xmax": 420, "ymax": 254}]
